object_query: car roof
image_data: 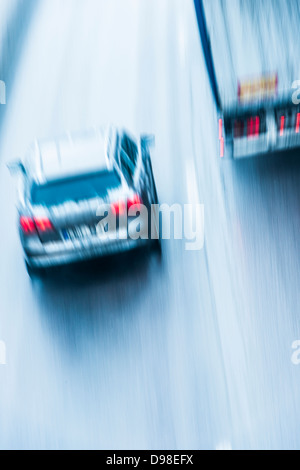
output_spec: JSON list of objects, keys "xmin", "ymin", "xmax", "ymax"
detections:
[{"xmin": 28, "ymin": 127, "xmax": 116, "ymax": 184}]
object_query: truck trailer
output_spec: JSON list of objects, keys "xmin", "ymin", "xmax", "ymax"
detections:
[{"xmin": 194, "ymin": 0, "xmax": 300, "ymax": 158}]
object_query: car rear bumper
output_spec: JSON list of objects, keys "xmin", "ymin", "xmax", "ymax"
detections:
[{"xmin": 24, "ymin": 231, "xmax": 150, "ymax": 268}]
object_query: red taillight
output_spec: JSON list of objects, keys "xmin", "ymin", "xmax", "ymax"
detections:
[
  {"xmin": 220, "ymin": 138, "xmax": 224, "ymax": 158},
  {"xmin": 247, "ymin": 116, "xmax": 260, "ymax": 138},
  {"xmin": 34, "ymin": 217, "xmax": 53, "ymax": 232},
  {"xmin": 219, "ymin": 119, "xmax": 223, "ymax": 140},
  {"xmin": 296, "ymin": 113, "xmax": 300, "ymax": 134},
  {"xmin": 20, "ymin": 216, "xmax": 36, "ymax": 234},
  {"xmin": 111, "ymin": 195, "xmax": 143, "ymax": 215},
  {"xmin": 111, "ymin": 201, "xmax": 126, "ymax": 215},
  {"xmin": 247, "ymin": 117, "xmax": 254, "ymax": 137},
  {"xmin": 279, "ymin": 115, "xmax": 285, "ymax": 136},
  {"xmin": 219, "ymin": 119, "xmax": 224, "ymax": 157},
  {"xmin": 127, "ymin": 194, "xmax": 142, "ymax": 210}
]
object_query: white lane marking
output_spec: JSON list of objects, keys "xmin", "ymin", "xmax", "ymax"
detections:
[{"xmin": 185, "ymin": 159, "xmax": 200, "ymax": 205}]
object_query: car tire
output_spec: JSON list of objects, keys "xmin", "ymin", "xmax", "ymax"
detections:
[
  {"xmin": 25, "ymin": 261, "xmax": 44, "ymax": 279},
  {"xmin": 152, "ymin": 238, "xmax": 162, "ymax": 254}
]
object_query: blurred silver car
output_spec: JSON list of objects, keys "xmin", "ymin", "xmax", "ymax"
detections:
[{"xmin": 9, "ymin": 126, "xmax": 160, "ymax": 276}]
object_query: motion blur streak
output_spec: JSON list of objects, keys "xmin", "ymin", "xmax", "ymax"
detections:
[{"xmin": 0, "ymin": 0, "xmax": 300, "ymax": 450}]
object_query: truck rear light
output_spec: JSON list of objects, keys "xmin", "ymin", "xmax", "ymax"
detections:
[
  {"xmin": 20, "ymin": 216, "xmax": 36, "ymax": 235},
  {"xmin": 247, "ymin": 116, "xmax": 260, "ymax": 138},
  {"xmin": 296, "ymin": 113, "xmax": 300, "ymax": 133},
  {"xmin": 219, "ymin": 119, "xmax": 223, "ymax": 140},
  {"xmin": 34, "ymin": 217, "xmax": 53, "ymax": 232},
  {"xmin": 219, "ymin": 119, "xmax": 224, "ymax": 157},
  {"xmin": 279, "ymin": 115, "xmax": 285, "ymax": 136},
  {"xmin": 232, "ymin": 113, "xmax": 265, "ymax": 140},
  {"xmin": 255, "ymin": 116, "xmax": 260, "ymax": 137},
  {"xmin": 220, "ymin": 137, "xmax": 224, "ymax": 158}
]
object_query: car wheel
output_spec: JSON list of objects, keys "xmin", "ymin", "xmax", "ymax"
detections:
[
  {"xmin": 25, "ymin": 261, "xmax": 44, "ymax": 279},
  {"xmin": 152, "ymin": 238, "xmax": 162, "ymax": 254}
]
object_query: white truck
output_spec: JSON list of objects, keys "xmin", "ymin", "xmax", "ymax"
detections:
[{"xmin": 194, "ymin": 0, "xmax": 300, "ymax": 158}]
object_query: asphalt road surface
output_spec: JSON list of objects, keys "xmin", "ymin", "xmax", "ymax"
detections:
[{"xmin": 0, "ymin": 0, "xmax": 300, "ymax": 450}]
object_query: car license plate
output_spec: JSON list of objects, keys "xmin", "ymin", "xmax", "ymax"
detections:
[{"xmin": 62, "ymin": 225, "xmax": 91, "ymax": 241}]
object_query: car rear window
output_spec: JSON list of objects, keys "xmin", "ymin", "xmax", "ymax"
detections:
[{"xmin": 31, "ymin": 170, "xmax": 121, "ymax": 206}]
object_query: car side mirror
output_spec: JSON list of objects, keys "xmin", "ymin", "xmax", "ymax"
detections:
[
  {"xmin": 7, "ymin": 159, "xmax": 26, "ymax": 176},
  {"xmin": 141, "ymin": 134, "xmax": 155, "ymax": 149}
]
